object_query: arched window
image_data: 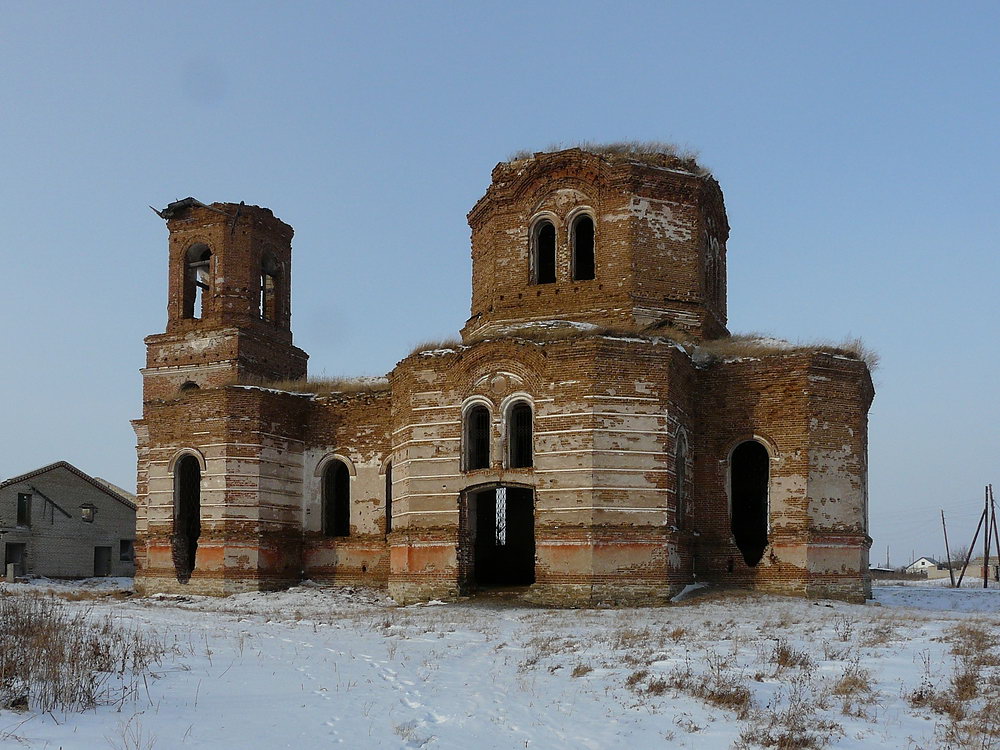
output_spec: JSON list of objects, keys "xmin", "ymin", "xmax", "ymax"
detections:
[
  {"xmin": 506, "ymin": 401, "xmax": 533, "ymax": 469},
  {"xmin": 384, "ymin": 461, "xmax": 393, "ymax": 535},
  {"xmin": 173, "ymin": 454, "xmax": 202, "ymax": 582},
  {"xmin": 675, "ymin": 431, "xmax": 688, "ymax": 528},
  {"xmin": 179, "ymin": 381, "xmax": 200, "ymax": 393},
  {"xmin": 571, "ymin": 214, "xmax": 595, "ymax": 281},
  {"xmin": 323, "ymin": 460, "xmax": 351, "ymax": 537},
  {"xmin": 260, "ymin": 251, "xmax": 281, "ymax": 322},
  {"xmin": 730, "ymin": 440, "xmax": 770, "ymax": 567},
  {"xmin": 183, "ymin": 244, "xmax": 212, "ymax": 319},
  {"xmin": 464, "ymin": 404, "xmax": 491, "ymax": 471},
  {"xmin": 532, "ymin": 220, "xmax": 556, "ymax": 284}
]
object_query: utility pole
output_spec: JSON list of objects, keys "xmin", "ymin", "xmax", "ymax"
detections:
[
  {"xmin": 985, "ymin": 486, "xmax": 992, "ymax": 589},
  {"xmin": 957, "ymin": 503, "xmax": 987, "ymax": 588},
  {"xmin": 941, "ymin": 509, "xmax": 956, "ymax": 587}
]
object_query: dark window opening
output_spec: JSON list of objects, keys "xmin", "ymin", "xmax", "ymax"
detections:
[
  {"xmin": 507, "ymin": 402, "xmax": 533, "ymax": 468},
  {"xmin": 94, "ymin": 546, "xmax": 112, "ymax": 577},
  {"xmin": 120, "ymin": 539, "xmax": 135, "ymax": 562},
  {"xmin": 260, "ymin": 252, "xmax": 281, "ymax": 323},
  {"xmin": 323, "ymin": 460, "xmax": 351, "ymax": 537},
  {"xmin": 472, "ymin": 487, "xmax": 535, "ymax": 586},
  {"xmin": 80, "ymin": 504, "xmax": 96, "ymax": 523},
  {"xmin": 384, "ymin": 461, "xmax": 393, "ymax": 535},
  {"xmin": 675, "ymin": 434, "xmax": 688, "ymax": 529},
  {"xmin": 173, "ymin": 455, "xmax": 201, "ymax": 583},
  {"xmin": 16, "ymin": 493, "xmax": 30, "ymax": 527},
  {"xmin": 464, "ymin": 405, "xmax": 491, "ymax": 470},
  {"xmin": 183, "ymin": 245, "xmax": 212, "ymax": 320},
  {"xmin": 179, "ymin": 381, "xmax": 200, "ymax": 392},
  {"xmin": 730, "ymin": 440, "xmax": 769, "ymax": 567},
  {"xmin": 571, "ymin": 215, "xmax": 595, "ymax": 281},
  {"xmin": 534, "ymin": 221, "xmax": 556, "ymax": 284}
]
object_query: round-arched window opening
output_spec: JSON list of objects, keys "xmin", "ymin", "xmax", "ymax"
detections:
[
  {"xmin": 532, "ymin": 221, "xmax": 556, "ymax": 285},
  {"xmin": 183, "ymin": 244, "xmax": 212, "ymax": 320},
  {"xmin": 464, "ymin": 404, "xmax": 491, "ymax": 471},
  {"xmin": 730, "ymin": 440, "xmax": 770, "ymax": 567},
  {"xmin": 571, "ymin": 214, "xmax": 595, "ymax": 281},
  {"xmin": 179, "ymin": 381, "xmax": 200, "ymax": 393}
]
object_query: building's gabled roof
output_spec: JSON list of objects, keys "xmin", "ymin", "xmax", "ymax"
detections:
[
  {"xmin": 907, "ymin": 557, "xmax": 939, "ymax": 567},
  {"xmin": 0, "ymin": 461, "xmax": 137, "ymax": 511}
]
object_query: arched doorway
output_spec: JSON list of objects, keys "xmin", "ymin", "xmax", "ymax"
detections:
[
  {"xmin": 460, "ymin": 485, "xmax": 535, "ymax": 589},
  {"xmin": 173, "ymin": 454, "xmax": 202, "ymax": 583},
  {"xmin": 323, "ymin": 460, "xmax": 351, "ymax": 537},
  {"xmin": 730, "ymin": 440, "xmax": 770, "ymax": 567}
]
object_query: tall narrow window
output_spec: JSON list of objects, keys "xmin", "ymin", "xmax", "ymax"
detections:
[
  {"xmin": 464, "ymin": 405, "xmax": 491, "ymax": 471},
  {"xmin": 260, "ymin": 252, "xmax": 280, "ymax": 322},
  {"xmin": 675, "ymin": 432, "xmax": 688, "ymax": 528},
  {"xmin": 16, "ymin": 493, "xmax": 31, "ymax": 527},
  {"xmin": 507, "ymin": 401, "xmax": 533, "ymax": 468},
  {"xmin": 323, "ymin": 460, "xmax": 351, "ymax": 537},
  {"xmin": 173, "ymin": 454, "xmax": 201, "ymax": 583},
  {"xmin": 730, "ymin": 440, "xmax": 769, "ymax": 567},
  {"xmin": 384, "ymin": 461, "xmax": 393, "ymax": 535},
  {"xmin": 571, "ymin": 214, "xmax": 595, "ymax": 281},
  {"xmin": 183, "ymin": 244, "xmax": 212, "ymax": 319},
  {"xmin": 533, "ymin": 221, "xmax": 556, "ymax": 284}
]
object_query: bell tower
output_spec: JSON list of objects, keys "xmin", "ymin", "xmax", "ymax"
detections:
[{"xmin": 142, "ymin": 199, "xmax": 308, "ymax": 402}]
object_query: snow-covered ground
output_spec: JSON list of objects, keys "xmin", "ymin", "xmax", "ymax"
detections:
[{"xmin": 1, "ymin": 580, "xmax": 998, "ymax": 749}]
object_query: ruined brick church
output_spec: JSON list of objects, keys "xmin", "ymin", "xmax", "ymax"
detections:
[{"xmin": 133, "ymin": 147, "xmax": 874, "ymax": 604}]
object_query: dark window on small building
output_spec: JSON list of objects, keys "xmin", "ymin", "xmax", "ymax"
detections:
[
  {"xmin": 183, "ymin": 244, "xmax": 212, "ymax": 319},
  {"xmin": 384, "ymin": 462, "xmax": 393, "ymax": 535},
  {"xmin": 571, "ymin": 214, "xmax": 595, "ymax": 281},
  {"xmin": 120, "ymin": 539, "xmax": 134, "ymax": 562},
  {"xmin": 507, "ymin": 401, "xmax": 533, "ymax": 468},
  {"xmin": 464, "ymin": 405, "xmax": 491, "ymax": 471},
  {"xmin": 260, "ymin": 252, "xmax": 281, "ymax": 323},
  {"xmin": 80, "ymin": 504, "xmax": 96, "ymax": 523},
  {"xmin": 16, "ymin": 493, "xmax": 30, "ymax": 527},
  {"xmin": 323, "ymin": 460, "xmax": 351, "ymax": 537},
  {"xmin": 533, "ymin": 221, "xmax": 556, "ymax": 284}
]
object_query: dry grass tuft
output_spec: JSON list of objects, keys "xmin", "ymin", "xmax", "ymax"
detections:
[
  {"xmin": 0, "ymin": 593, "xmax": 170, "ymax": 712},
  {"xmin": 571, "ymin": 663, "xmax": 594, "ymax": 678},
  {"xmin": 692, "ymin": 334, "xmax": 879, "ymax": 371},
  {"xmin": 407, "ymin": 338, "xmax": 463, "ymax": 356}
]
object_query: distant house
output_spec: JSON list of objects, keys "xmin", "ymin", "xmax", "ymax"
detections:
[
  {"xmin": 905, "ymin": 557, "xmax": 944, "ymax": 575},
  {"xmin": 0, "ymin": 462, "xmax": 136, "ymax": 578}
]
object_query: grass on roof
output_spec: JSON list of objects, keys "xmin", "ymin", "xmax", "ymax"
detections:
[
  {"xmin": 505, "ymin": 141, "xmax": 710, "ymax": 176},
  {"xmin": 232, "ymin": 376, "xmax": 390, "ymax": 396}
]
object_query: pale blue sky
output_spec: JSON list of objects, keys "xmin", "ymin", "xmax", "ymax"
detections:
[{"xmin": 1, "ymin": 2, "xmax": 996, "ymax": 566}]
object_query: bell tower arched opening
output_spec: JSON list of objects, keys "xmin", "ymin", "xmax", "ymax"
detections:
[{"xmin": 173, "ymin": 454, "xmax": 202, "ymax": 583}]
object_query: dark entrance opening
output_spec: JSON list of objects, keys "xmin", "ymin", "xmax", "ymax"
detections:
[
  {"xmin": 173, "ymin": 455, "xmax": 202, "ymax": 583},
  {"xmin": 4, "ymin": 543, "xmax": 26, "ymax": 578},
  {"xmin": 730, "ymin": 440, "xmax": 770, "ymax": 567},
  {"xmin": 471, "ymin": 486, "xmax": 535, "ymax": 587},
  {"xmin": 94, "ymin": 546, "xmax": 112, "ymax": 577},
  {"xmin": 323, "ymin": 460, "xmax": 351, "ymax": 537}
]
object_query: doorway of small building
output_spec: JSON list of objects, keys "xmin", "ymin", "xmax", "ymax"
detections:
[
  {"xmin": 464, "ymin": 485, "xmax": 535, "ymax": 589},
  {"xmin": 94, "ymin": 546, "xmax": 112, "ymax": 577},
  {"xmin": 4, "ymin": 543, "xmax": 26, "ymax": 578},
  {"xmin": 173, "ymin": 454, "xmax": 202, "ymax": 583},
  {"xmin": 730, "ymin": 440, "xmax": 770, "ymax": 567}
]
